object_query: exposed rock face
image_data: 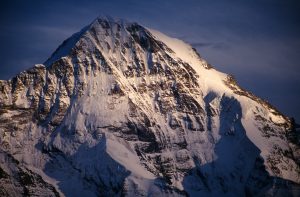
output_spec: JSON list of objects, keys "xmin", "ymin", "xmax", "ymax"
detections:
[{"xmin": 0, "ymin": 16, "xmax": 299, "ymax": 196}]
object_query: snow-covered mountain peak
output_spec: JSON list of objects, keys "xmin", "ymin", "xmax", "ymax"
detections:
[
  {"xmin": 45, "ymin": 16, "xmax": 137, "ymax": 66},
  {"xmin": 45, "ymin": 16, "xmax": 206, "ymax": 70},
  {"xmin": 1, "ymin": 17, "xmax": 299, "ymax": 196},
  {"xmin": 93, "ymin": 15, "xmax": 132, "ymax": 26}
]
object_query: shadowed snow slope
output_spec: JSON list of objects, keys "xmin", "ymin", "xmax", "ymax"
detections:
[{"xmin": 0, "ymin": 16, "xmax": 299, "ymax": 196}]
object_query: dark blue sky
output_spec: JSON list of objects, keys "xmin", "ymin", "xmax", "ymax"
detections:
[{"xmin": 1, "ymin": 0, "xmax": 300, "ymax": 122}]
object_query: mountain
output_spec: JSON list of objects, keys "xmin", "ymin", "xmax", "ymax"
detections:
[{"xmin": 0, "ymin": 16, "xmax": 299, "ymax": 196}]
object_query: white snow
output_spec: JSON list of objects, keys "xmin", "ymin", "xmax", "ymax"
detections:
[
  {"xmin": 148, "ymin": 28, "xmax": 231, "ymax": 97},
  {"xmin": 105, "ymin": 132, "xmax": 155, "ymax": 179},
  {"xmin": 148, "ymin": 29, "xmax": 201, "ymax": 67}
]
